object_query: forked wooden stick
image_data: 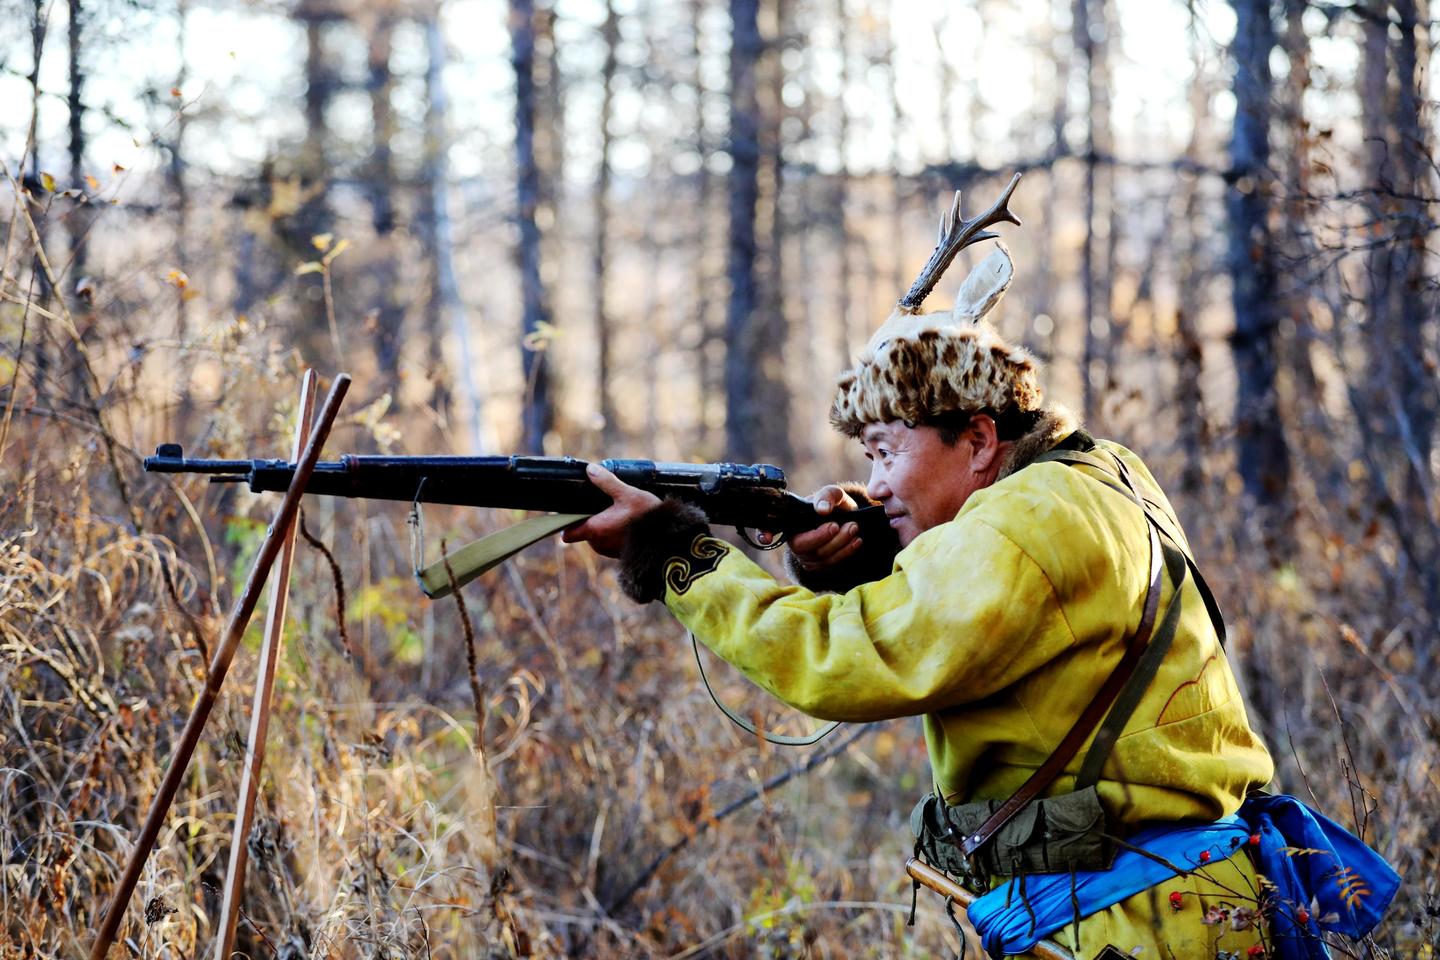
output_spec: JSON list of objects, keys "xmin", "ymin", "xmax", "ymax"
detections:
[
  {"xmin": 90, "ymin": 373, "xmax": 351, "ymax": 960},
  {"xmin": 905, "ymin": 858, "xmax": 1074, "ymax": 960},
  {"xmin": 213, "ymin": 369, "xmax": 318, "ymax": 959}
]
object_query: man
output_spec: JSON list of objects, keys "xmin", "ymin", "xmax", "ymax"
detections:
[{"xmin": 563, "ymin": 187, "xmax": 1392, "ymax": 957}]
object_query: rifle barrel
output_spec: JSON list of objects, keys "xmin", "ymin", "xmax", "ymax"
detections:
[{"xmin": 141, "ymin": 445, "xmax": 895, "ymax": 543}]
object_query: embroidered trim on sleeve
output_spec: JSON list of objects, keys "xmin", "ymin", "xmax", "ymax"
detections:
[{"xmin": 664, "ymin": 535, "xmax": 728, "ymax": 595}]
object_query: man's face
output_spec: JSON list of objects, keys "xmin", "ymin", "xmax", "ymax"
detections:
[{"xmin": 860, "ymin": 419, "xmax": 1001, "ymax": 547}]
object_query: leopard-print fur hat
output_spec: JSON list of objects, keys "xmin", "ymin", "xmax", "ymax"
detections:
[{"xmin": 830, "ymin": 243, "xmax": 1044, "ymax": 437}]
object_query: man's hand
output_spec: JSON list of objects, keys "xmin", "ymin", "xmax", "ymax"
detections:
[
  {"xmin": 764, "ymin": 484, "xmax": 865, "ymax": 570},
  {"xmin": 561, "ymin": 462, "xmax": 663, "ymax": 558}
]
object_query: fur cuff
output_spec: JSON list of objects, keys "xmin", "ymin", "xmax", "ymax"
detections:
[
  {"xmin": 619, "ymin": 500, "xmax": 713, "ymax": 603},
  {"xmin": 783, "ymin": 483, "xmax": 899, "ymax": 593}
]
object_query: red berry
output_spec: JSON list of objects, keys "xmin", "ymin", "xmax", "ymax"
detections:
[
  {"xmin": 1169, "ymin": 891, "xmax": 1184, "ymax": 911},
  {"xmin": 1247, "ymin": 946, "xmax": 1265, "ymax": 957},
  {"xmin": 1249, "ymin": 833, "xmax": 1262, "ymax": 846},
  {"xmin": 1296, "ymin": 907, "xmax": 1311, "ymax": 925},
  {"xmin": 1199, "ymin": 850, "xmax": 1212, "ymax": 863}
]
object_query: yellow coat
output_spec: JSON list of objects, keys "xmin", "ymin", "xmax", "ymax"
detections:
[{"xmin": 660, "ymin": 438, "xmax": 1275, "ymax": 958}]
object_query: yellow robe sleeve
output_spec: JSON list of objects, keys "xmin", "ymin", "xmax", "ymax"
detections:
[{"xmin": 663, "ymin": 515, "xmax": 1078, "ymax": 722}]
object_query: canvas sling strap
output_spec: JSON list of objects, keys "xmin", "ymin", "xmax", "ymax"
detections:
[
  {"xmin": 955, "ymin": 443, "xmax": 1195, "ymax": 862},
  {"xmin": 409, "ymin": 498, "xmax": 594, "ymax": 599}
]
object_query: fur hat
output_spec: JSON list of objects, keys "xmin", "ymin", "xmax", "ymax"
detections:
[{"xmin": 830, "ymin": 243, "xmax": 1044, "ymax": 437}]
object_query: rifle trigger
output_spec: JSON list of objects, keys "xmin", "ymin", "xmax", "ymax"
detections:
[{"xmin": 738, "ymin": 528, "xmax": 786, "ymax": 551}]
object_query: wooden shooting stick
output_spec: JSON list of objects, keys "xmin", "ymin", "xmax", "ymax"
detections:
[
  {"xmin": 905, "ymin": 858, "xmax": 1074, "ymax": 960},
  {"xmin": 90, "ymin": 373, "xmax": 351, "ymax": 960},
  {"xmin": 213, "ymin": 369, "xmax": 317, "ymax": 959}
]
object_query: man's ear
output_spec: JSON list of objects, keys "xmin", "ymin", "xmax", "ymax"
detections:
[{"xmin": 966, "ymin": 414, "xmax": 1003, "ymax": 471}]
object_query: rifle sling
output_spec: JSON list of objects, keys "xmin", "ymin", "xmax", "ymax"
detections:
[
  {"xmin": 959, "ymin": 447, "xmax": 1193, "ymax": 859},
  {"xmin": 412, "ymin": 508, "xmax": 594, "ymax": 598}
]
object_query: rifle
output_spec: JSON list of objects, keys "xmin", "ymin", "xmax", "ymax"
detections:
[{"xmin": 143, "ymin": 443, "xmax": 897, "ymax": 595}]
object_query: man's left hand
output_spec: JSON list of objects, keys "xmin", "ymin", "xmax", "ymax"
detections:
[{"xmin": 561, "ymin": 463, "xmax": 662, "ymax": 558}]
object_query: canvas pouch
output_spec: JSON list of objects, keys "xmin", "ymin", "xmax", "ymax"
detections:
[{"xmin": 910, "ymin": 787, "xmax": 1114, "ymax": 888}]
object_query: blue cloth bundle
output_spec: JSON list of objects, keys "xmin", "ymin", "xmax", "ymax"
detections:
[{"xmin": 965, "ymin": 794, "xmax": 1400, "ymax": 958}]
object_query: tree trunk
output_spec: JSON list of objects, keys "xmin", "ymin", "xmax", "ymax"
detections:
[
  {"xmin": 296, "ymin": 6, "xmax": 337, "ymax": 352},
  {"xmin": 1096, "ymin": 0, "xmax": 1118, "ymax": 393},
  {"xmin": 168, "ymin": 0, "xmax": 192, "ymax": 427},
  {"xmin": 367, "ymin": 15, "xmax": 404, "ymax": 393},
  {"xmin": 593, "ymin": 0, "xmax": 619, "ymax": 446},
  {"xmin": 1390, "ymin": 0, "xmax": 1436, "ymax": 487},
  {"xmin": 1389, "ymin": 0, "xmax": 1440, "ymax": 656},
  {"xmin": 759, "ymin": 0, "xmax": 792, "ymax": 464},
  {"xmin": 421, "ymin": 13, "xmax": 489, "ymax": 452},
  {"xmin": 1174, "ymin": 1, "xmax": 1212, "ymax": 499},
  {"xmin": 724, "ymin": 0, "xmax": 764, "ymax": 462},
  {"xmin": 1275, "ymin": 0, "xmax": 1341, "ymax": 500},
  {"xmin": 834, "ymin": 0, "xmax": 854, "ymax": 363},
  {"xmin": 67, "ymin": 0, "xmax": 87, "ymax": 279},
  {"xmin": 1074, "ymin": 0, "xmax": 1105, "ymax": 423},
  {"xmin": 883, "ymin": 7, "xmax": 904, "ymax": 299},
  {"xmin": 690, "ymin": 0, "xmax": 723, "ymax": 454},
  {"xmin": 1226, "ymin": 0, "xmax": 1290, "ymax": 538},
  {"xmin": 28, "ymin": 0, "xmax": 54, "ymax": 407},
  {"xmin": 511, "ymin": 0, "xmax": 554, "ymax": 453}
]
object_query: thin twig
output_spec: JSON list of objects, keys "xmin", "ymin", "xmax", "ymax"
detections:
[
  {"xmin": 298, "ymin": 508, "xmax": 354, "ymax": 665},
  {"xmin": 440, "ymin": 539, "xmax": 485, "ymax": 745}
]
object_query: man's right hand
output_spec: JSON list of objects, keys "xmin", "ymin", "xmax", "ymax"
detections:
[{"xmin": 787, "ymin": 484, "xmax": 866, "ymax": 572}]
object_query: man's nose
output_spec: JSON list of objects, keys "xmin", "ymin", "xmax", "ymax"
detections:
[{"xmin": 865, "ymin": 464, "xmax": 889, "ymax": 502}]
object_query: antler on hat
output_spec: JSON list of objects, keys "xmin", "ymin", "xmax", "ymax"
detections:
[{"xmin": 830, "ymin": 174, "xmax": 1044, "ymax": 438}]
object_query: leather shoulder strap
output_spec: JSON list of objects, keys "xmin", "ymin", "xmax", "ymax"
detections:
[
  {"xmin": 1074, "ymin": 537, "xmax": 1187, "ymax": 788},
  {"xmin": 959, "ymin": 446, "xmax": 1177, "ymax": 858},
  {"xmin": 960, "ymin": 516, "xmax": 1164, "ymax": 857}
]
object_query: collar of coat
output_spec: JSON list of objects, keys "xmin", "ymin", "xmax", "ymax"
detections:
[{"xmin": 996, "ymin": 403, "xmax": 1080, "ymax": 481}]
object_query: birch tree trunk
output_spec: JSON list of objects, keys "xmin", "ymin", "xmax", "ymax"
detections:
[
  {"xmin": 421, "ymin": 12, "xmax": 489, "ymax": 452},
  {"xmin": 67, "ymin": 0, "xmax": 87, "ymax": 279}
]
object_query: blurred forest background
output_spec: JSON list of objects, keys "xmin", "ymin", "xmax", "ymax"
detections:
[{"xmin": 2, "ymin": 0, "xmax": 1438, "ymax": 955}]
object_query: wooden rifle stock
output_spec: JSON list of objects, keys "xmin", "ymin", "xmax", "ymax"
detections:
[{"xmin": 905, "ymin": 858, "xmax": 1074, "ymax": 960}]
